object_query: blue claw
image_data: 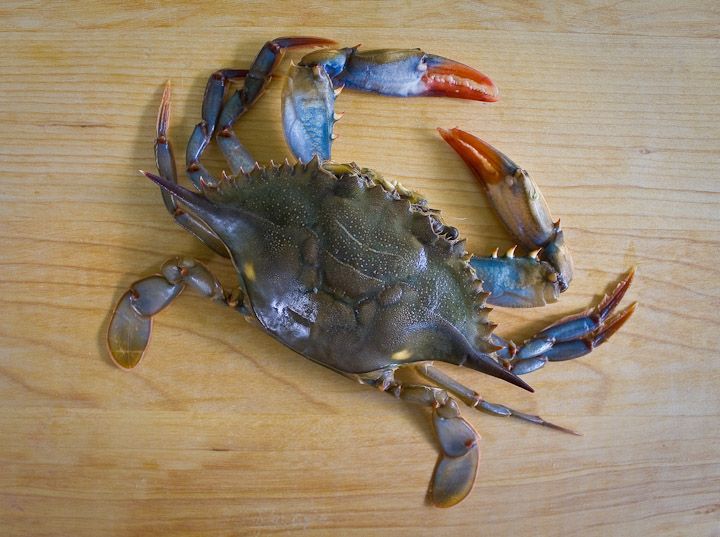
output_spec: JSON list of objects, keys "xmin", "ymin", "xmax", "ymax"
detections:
[
  {"xmin": 282, "ymin": 64, "xmax": 336, "ymax": 162},
  {"xmin": 282, "ymin": 47, "xmax": 499, "ymax": 162},
  {"xmin": 300, "ymin": 47, "xmax": 499, "ymax": 101},
  {"xmin": 339, "ymin": 49, "xmax": 498, "ymax": 100}
]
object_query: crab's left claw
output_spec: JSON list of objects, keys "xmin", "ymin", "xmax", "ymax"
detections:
[{"xmin": 439, "ymin": 128, "xmax": 574, "ymax": 305}]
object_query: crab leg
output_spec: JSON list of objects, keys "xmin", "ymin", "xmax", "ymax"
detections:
[
  {"xmin": 186, "ymin": 68, "xmax": 249, "ymax": 188},
  {"xmin": 360, "ymin": 370, "xmax": 479, "ymax": 508},
  {"xmin": 107, "ymin": 257, "xmax": 243, "ymax": 369},
  {"xmin": 417, "ymin": 363, "xmax": 579, "ymax": 435},
  {"xmin": 184, "ymin": 37, "xmax": 336, "ymax": 187},
  {"xmin": 154, "ymin": 82, "xmax": 229, "ymax": 257},
  {"xmin": 439, "ymin": 128, "xmax": 574, "ymax": 303},
  {"xmin": 493, "ymin": 269, "xmax": 637, "ymax": 374},
  {"xmin": 210, "ymin": 37, "xmax": 337, "ymax": 177},
  {"xmin": 282, "ymin": 46, "xmax": 498, "ymax": 161}
]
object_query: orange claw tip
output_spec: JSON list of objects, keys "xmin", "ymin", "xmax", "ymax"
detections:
[
  {"xmin": 438, "ymin": 127, "xmax": 516, "ymax": 186},
  {"xmin": 423, "ymin": 55, "xmax": 499, "ymax": 102}
]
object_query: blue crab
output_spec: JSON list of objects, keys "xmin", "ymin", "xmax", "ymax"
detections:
[{"xmin": 108, "ymin": 37, "xmax": 636, "ymax": 507}]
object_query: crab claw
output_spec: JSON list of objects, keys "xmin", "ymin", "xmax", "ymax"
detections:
[
  {"xmin": 282, "ymin": 62, "xmax": 336, "ymax": 162},
  {"xmin": 336, "ymin": 49, "xmax": 498, "ymax": 102},
  {"xmin": 439, "ymin": 128, "xmax": 574, "ymax": 291},
  {"xmin": 421, "ymin": 54, "xmax": 499, "ymax": 101}
]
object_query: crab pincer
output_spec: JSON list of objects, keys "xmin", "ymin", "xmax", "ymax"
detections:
[
  {"xmin": 283, "ymin": 47, "xmax": 498, "ymax": 161},
  {"xmin": 439, "ymin": 128, "xmax": 574, "ymax": 306},
  {"xmin": 317, "ymin": 47, "xmax": 499, "ymax": 101}
]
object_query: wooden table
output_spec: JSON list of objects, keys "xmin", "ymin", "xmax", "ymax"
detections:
[{"xmin": 2, "ymin": 2, "xmax": 718, "ymax": 535}]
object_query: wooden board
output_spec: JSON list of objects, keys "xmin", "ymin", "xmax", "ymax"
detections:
[{"xmin": 1, "ymin": 2, "xmax": 719, "ymax": 535}]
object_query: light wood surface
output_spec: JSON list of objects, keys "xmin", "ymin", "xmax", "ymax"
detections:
[{"xmin": 1, "ymin": 2, "xmax": 719, "ymax": 535}]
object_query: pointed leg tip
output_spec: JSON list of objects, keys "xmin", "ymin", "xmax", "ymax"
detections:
[
  {"xmin": 141, "ymin": 170, "xmax": 171, "ymax": 188},
  {"xmin": 503, "ymin": 364, "xmax": 535, "ymax": 392},
  {"xmin": 276, "ymin": 36, "xmax": 339, "ymax": 49},
  {"xmin": 437, "ymin": 126, "xmax": 467, "ymax": 140},
  {"xmin": 511, "ymin": 410, "xmax": 580, "ymax": 436},
  {"xmin": 609, "ymin": 300, "xmax": 638, "ymax": 328},
  {"xmin": 142, "ymin": 169, "xmax": 164, "ymax": 182},
  {"xmin": 619, "ymin": 266, "xmax": 636, "ymax": 289},
  {"xmin": 160, "ymin": 80, "xmax": 172, "ymax": 103},
  {"xmin": 594, "ymin": 302, "xmax": 637, "ymax": 345},
  {"xmin": 612, "ymin": 301, "xmax": 638, "ymax": 328},
  {"xmin": 598, "ymin": 267, "xmax": 637, "ymax": 321},
  {"xmin": 548, "ymin": 422, "xmax": 583, "ymax": 436},
  {"xmin": 157, "ymin": 82, "xmax": 172, "ymax": 131},
  {"xmin": 503, "ymin": 367, "xmax": 535, "ymax": 393}
]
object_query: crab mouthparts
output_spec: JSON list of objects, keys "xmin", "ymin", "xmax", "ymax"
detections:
[{"xmin": 423, "ymin": 57, "xmax": 499, "ymax": 102}]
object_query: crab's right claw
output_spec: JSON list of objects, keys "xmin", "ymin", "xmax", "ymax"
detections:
[
  {"xmin": 429, "ymin": 399, "xmax": 480, "ymax": 508},
  {"xmin": 439, "ymin": 128, "xmax": 574, "ymax": 302}
]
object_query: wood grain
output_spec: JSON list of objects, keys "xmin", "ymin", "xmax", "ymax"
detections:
[{"xmin": 1, "ymin": 1, "xmax": 719, "ymax": 535}]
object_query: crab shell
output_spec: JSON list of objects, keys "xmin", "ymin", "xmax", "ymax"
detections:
[{"xmin": 148, "ymin": 157, "xmax": 529, "ymax": 390}]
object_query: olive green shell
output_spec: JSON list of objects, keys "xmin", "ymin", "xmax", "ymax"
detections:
[{"xmin": 200, "ymin": 158, "xmax": 496, "ymax": 374}]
